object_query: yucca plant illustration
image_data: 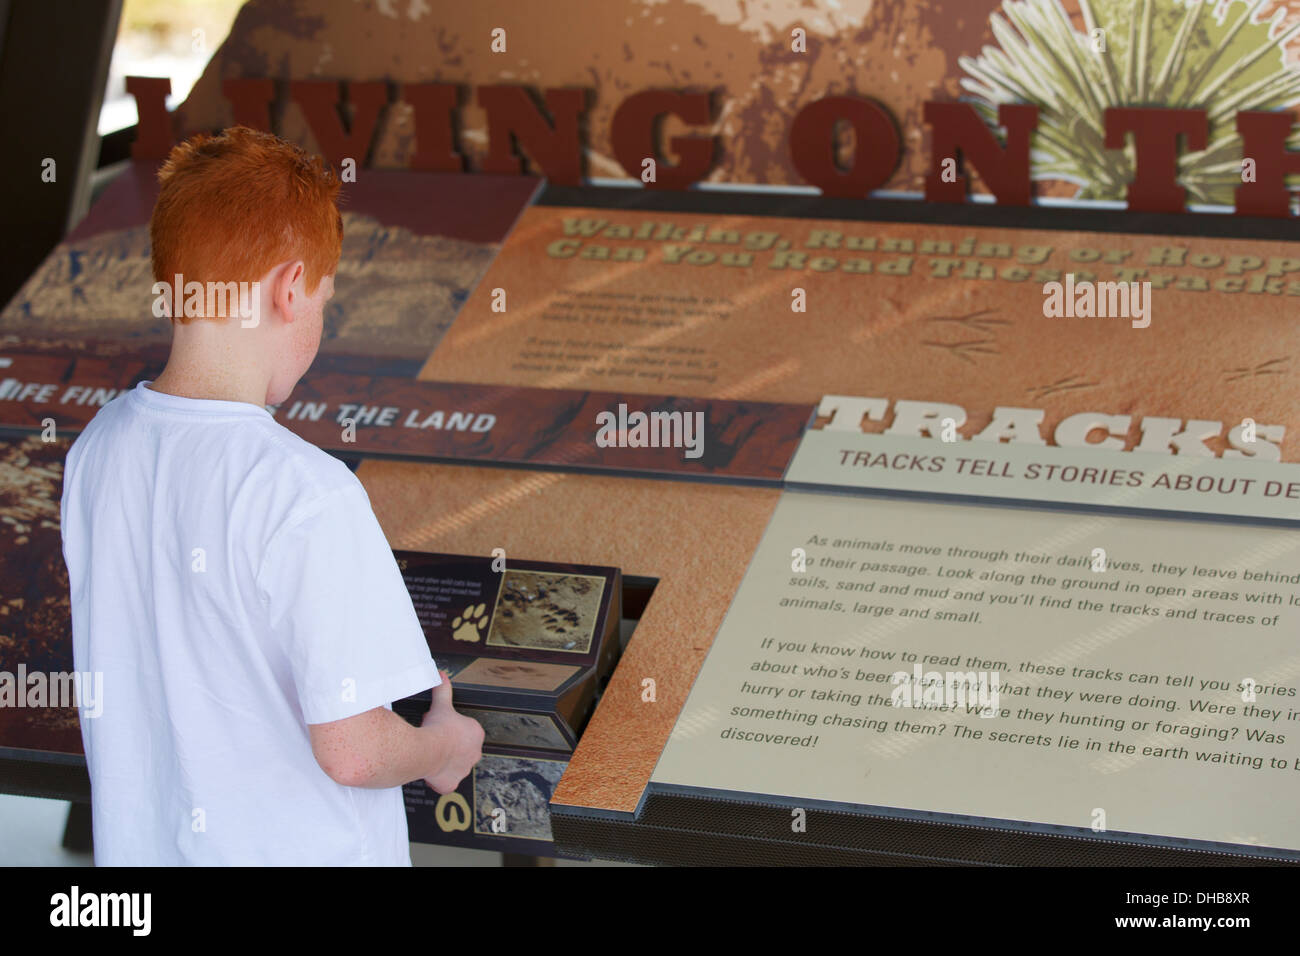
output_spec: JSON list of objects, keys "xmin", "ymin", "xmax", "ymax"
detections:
[{"xmin": 959, "ymin": 0, "xmax": 1300, "ymax": 205}]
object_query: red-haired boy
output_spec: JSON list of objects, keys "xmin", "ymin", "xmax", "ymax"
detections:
[{"xmin": 60, "ymin": 127, "xmax": 483, "ymax": 865}]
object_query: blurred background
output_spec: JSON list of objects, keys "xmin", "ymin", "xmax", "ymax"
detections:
[{"xmin": 99, "ymin": 0, "xmax": 243, "ymax": 136}]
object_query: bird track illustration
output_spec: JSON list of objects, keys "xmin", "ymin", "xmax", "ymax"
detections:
[
  {"xmin": 924, "ymin": 309, "xmax": 1010, "ymax": 332},
  {"xmin": 1029, "ymin": 375, "xmax": 1101, "ymax": 399},
  {"xmin": 1224, "ymin": 357, "xmax": 1289, "ymax": 382},
  {"xmin": 920, "ymin": 338, "xmax": 1000, "ymax": 364}
]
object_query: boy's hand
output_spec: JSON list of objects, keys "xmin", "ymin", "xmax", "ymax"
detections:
[{"xmin": 422, "ymin": 670, "xmax": 485, "ymax": 794}]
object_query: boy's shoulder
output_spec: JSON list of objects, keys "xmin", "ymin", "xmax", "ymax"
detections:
[
  {"xmin": 252, "ymin": 417, "xmax": 358, "ymax": 498},
  {"xmin": 236, "ymin": 417, "xmax": 369, "ymax": 531},
  {"xmin": 72, "ymin": 385, "xmax": 362, "ymax": 512}
]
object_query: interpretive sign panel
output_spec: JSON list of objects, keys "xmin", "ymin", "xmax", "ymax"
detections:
[{"xmin": 652, "ymin": 491, "xmax": 1300, "ymax": 859}]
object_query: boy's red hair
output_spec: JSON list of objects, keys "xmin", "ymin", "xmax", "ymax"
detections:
[{"xmin": 151, "ymin": 127, "xmax": 342, "ymax": 322}]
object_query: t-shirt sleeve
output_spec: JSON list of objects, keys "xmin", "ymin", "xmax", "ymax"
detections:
[{"xmin": 258, "ymin": 480, "xmax": 441, "ymax": 725}]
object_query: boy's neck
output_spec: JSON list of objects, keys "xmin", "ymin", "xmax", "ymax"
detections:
[
  {"xmin": 147, "ymin": 373, "xmax": 268, "ymax": 407},
  {"xmin": 149, "ymin": 323, "xmax": 273, "ymax": 407}
]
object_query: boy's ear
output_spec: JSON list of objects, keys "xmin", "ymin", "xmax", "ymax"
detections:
[{"xmin": 270, "ymin": 260, "xmax": 307, "ymax": 324}]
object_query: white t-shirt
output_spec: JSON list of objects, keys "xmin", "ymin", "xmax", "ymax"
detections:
[{"xmin": 60, "ymin": 381, "xmax": 440, "ymax": 865}]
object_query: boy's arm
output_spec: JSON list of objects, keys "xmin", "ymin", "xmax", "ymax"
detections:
[
  {"xmin": 258, "ymin": 479, "xmax": 481, "ymax": 790},
  {"xmin": 309, "ymin": 670, "xmax": 484, "ymax": 792}
]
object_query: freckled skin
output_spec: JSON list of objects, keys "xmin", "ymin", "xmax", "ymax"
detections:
[
  {"xmin": 150, "ymin": 260, "xmax": 485, "ymax": 792},
  {"xmin": 310, "ymin": 671, "xmax": 484, "ymax": 791},
  {"xmin": 150, "ymin": 259, "xmax": 332, "ymax": 408}
]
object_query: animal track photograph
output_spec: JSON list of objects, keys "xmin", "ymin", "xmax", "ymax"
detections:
[
  {"xmin": 454, "ymin": 657, "xmax": 580, "ymax": 693},
  {"xmin": 487, "ymin": 570, "xmax": 604, "ymax": 654}
]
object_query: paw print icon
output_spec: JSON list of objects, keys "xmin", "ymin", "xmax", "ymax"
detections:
[{"xmin": 451, "ymin": 603, "xmax": 489, "ymax": 642}]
